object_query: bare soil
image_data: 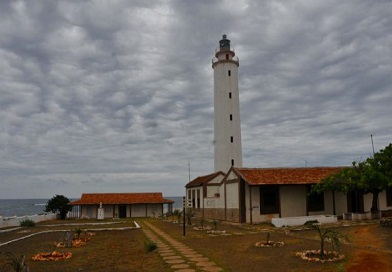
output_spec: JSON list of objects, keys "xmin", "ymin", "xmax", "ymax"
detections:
[{"xmin": 0, "ymin": 219, "xmax": 391, "ymax": 271}]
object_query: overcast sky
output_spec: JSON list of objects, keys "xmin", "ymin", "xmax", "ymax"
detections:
[{"xmin": 0, "ymin": 0, "xmax": 391, "ymax": 199}]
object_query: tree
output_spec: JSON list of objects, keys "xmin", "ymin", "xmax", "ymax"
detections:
[
  {"xmin": 45, "ymin": 195, "xmax": 72, "ymax": 219},
  {"xmin": 311, "ymin": 143, "xmax": 392, "ymax": 214}
]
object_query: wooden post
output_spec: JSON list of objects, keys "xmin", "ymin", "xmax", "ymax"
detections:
[{"xmin": 182, "ymin": 196, "xmax": 186, "ymax": 236}]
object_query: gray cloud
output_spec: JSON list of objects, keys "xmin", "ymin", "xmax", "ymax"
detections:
[{"xmin": 0, "ymin": 0, "xmax": 391, "ymax": 198}]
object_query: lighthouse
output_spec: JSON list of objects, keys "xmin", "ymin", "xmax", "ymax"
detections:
[{"xmin": 212, "ymin": 34, "xmax": 243, "ymax": 172}]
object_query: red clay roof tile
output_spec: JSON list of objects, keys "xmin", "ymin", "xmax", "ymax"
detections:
[
  {"xmin": 234, "ymin": 167, "xmax": 346, "ymax": 185},
  {"xmin": 69, "ymin": 192, "xmax": 174, "ymax": 205}
]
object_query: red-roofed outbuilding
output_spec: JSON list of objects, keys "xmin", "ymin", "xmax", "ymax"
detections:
[
  {"xmin": 69, "ymin": 192, "xmax": 174, "ymax": 219},
  {"xmin": 184, "ymin": 166, "xmax": 374, "ymax": 224}
]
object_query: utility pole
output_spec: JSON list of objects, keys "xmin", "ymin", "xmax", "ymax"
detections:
[{"xmin": 371, "ymin": 134, "xmax": 375, "ymax": 156}]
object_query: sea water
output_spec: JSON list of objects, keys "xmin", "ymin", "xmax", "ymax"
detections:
[
  {"xmin": 0, "ymin": 199, "xmax": 48, "ymax": 217},
  {"xmin": 0, "ymin": 197, "xmax": 184, "ymax": 218}
]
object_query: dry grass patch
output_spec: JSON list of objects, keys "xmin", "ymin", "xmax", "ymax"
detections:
[{"xmin": 0, "ymin": 222, "xmax": 170, "ymax": 272}]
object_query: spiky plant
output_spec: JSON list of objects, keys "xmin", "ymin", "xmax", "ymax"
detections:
[
  {"xmin": 304, "ymin": 221, "xmax": 348, "ymax": 256},
  {"xmin": 1, "ymin": 252, "xmax": 29, "ymax": 272}
]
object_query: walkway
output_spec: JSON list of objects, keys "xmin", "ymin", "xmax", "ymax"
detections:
[{"xmin": 141, "ymin": 221, "xmax": 222, "ymax": 272}]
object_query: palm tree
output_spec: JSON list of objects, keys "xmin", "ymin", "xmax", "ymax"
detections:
[{"xmin": 305, "ymin": 221, "xmax": 347, "ymax": 256}]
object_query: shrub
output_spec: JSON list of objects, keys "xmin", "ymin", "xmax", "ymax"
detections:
[
  {"xmin": 144, "ymin": 240, "xmax": 157, "ymax": 252},
  {"xmin": 19, "ymin": 219, "xmax": 35, "ymax": 227},
  {"xmin": 186, "ymin": 209, "xmax": 195, "ymax": 225}
]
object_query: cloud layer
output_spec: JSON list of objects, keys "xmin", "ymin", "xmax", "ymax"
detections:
[{"xmin": 0, "ymin": 0, "xmax": 391, "ymax": 198}]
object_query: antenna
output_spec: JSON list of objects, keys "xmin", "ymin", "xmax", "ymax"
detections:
[
  {"xmin": 371, "ymin": 134, "xmax": 375, "ymax": 156},
  {"xmin": 188, "ymin": 161, "xmax": 191, "ymax": 182}
]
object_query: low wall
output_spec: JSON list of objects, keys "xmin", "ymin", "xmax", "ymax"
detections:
[
  {"xmin": 0, "ymin": 213, "xmax": 57, "ymax": 229},
  {"xmin": 271, "ymin": 215, "xmax": 338, "ymax": 228}
]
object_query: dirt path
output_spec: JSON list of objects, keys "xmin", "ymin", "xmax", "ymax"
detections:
[{"xmin": 345, "ymin": 225, "xmax": 392, "ymax": 272}]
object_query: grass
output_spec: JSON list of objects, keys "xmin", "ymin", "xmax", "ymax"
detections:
[
  {"xmin": 1, "ymin": 218, "xmax": 392, "ymax": 271},
  {"xmin": 0, "ymin": 220, "xmax": 169, "ymax": 272}
]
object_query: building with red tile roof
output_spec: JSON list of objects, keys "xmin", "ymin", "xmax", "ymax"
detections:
[
  {"xmin": 69, "ymin": 192, "xmax": 174, "ymax": 219},
  {"xmin": 185, "ymin": 166, "xmax": 392, "ymax": 224}
]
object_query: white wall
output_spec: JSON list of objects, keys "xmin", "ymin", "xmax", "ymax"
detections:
[
  {"xmin": 333, "ymin": 191, "xmax": 348, "ymax": 216},
  {"xmin": 81, "ymin": 206, "xmax": 97, "ymax": 219},
  {"xmin": 226, "ymin": 182, "xmax": 239, "ymax": 208},
  {"xmin": 104, "ymin": 205, "xmax": 114, "ymax": 218},
  {"xmin": 0, "ymin": 214, "xmax": 57, "ymax": 228},
  {"xmin": 146, "ymin": 204, "xmax": 162, "ymax": 217},
  {"xmin": 206, "ymin": 185, "xmax": 220, "ymax": 197},
  {"xmin": 131, "ymin": 204, "xmax": 146, "ymax": 217},
  {"xmin": 363, "ymin": 193, "xmax": 373, "ymax": 212},
  {"xmin": 280, "ymin": 186, "xmax": 307, "ymax": 217}
]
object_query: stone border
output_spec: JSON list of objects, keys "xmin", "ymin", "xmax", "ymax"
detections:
[{"xmin": 295, "ymin": 250, "xmax": 345, "ymax": 263}]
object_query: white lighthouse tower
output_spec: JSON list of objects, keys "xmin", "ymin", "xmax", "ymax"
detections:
[{"xmin": 212, "ymin": 34, "xmax": 243, "ymax": 172}]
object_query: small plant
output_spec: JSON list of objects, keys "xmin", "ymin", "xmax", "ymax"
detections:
[
  {"xmin": 304, "ymin": 221, "xmax": 348, "ymax": 256},
  {"xmin": 172, "ymin": 209, "xmax": 180, "ymax": 217},
  {"xmin": 73, "ymin": 228, "xmax": 83, "ymax": 239},
  {"xmin": 19, "ymin": 219, "xmax": 35, "ymax": 227},
  {"xmin": 265, "ymin": 232, "xmax": 271, "ymax": 245},
  {"xmin": 200, "ymin": 217, "xmax": 205, "ymax": 229},
  {"xmin": 212, "ymin": 219, "xmax": 219, "ymax": 231},
  {"xmin": 1, "ymin": 252, "xmax": 29, "ymax": 272},
  {"xmin": 157, "ymin": 212, "xmax": 163, "ymax": 219},
  {"xmin": 144, "ymin": 240, "xmax": 157, "ymax": 252},
  {"xmin": 186, "ymin": 209, "xmax": 195, "ymax": 225}
]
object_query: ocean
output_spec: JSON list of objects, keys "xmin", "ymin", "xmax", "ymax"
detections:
[
  {"xmin": 0, "ymin": 196, "xmax": 183, "ymax": 218},
  {"xmin": 0, "ymin": 199, "xmax": 48, "ymax": 217}
]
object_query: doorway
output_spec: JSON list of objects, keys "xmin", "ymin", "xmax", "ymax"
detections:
[
  {"xmin": 347, "ymin": 192, "xmax": 364, "ymax": 213},
  {"xmin": 118, "ymin": 205, "xmax": 127, "ymax": 218}
]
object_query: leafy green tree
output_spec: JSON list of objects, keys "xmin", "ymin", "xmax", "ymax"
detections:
[
  {"xmin": 311, "ymin": 143, "xmax": 392, "ymax": 213},
  {"xmin": 45, "ymin": 195, "xmax": 72, "ymax": 219}
]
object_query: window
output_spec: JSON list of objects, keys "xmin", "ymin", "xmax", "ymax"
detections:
[
  {"xmin": 226, "ymin": 54, "xmax": 229, "ymax": 60},
  {"xmin": 229, "ymin": 92, "xmax": 232, "ymax": 99},
  {"xmin": 231, "ymin": 159, "xmax": 234, "ymax": 166},
  {"xmin": 230, "ymin": 136, "xmax": 233, "ymax": 143},
  {"xmin": 307, "ymin": 187, "xmax": 324, "ymax": 212},
  {"xmin": 387, "ymin": 188, "xmax": 392, "ymax": 207},
  {"xmin": 260, "ymin": 186, "xmax": 280, "ymax": 214},
  {"xmin": 228, "ymin": 70, "xmax": 231, "ymax": 76},
  {"xmin": 230, "ymin": 114, "xmax": 232, "ymax": 121}
]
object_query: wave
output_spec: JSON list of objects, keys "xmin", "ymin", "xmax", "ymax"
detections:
[{"xmin": 34, "ymin": 203, "xmax": 46, "ymax": 206}]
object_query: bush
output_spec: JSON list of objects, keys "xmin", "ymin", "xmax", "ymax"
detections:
[
  {"xmin": 19, "ymin": 219, "xmax": 35, "ymax": 227},
  {"xmin": 144, "ymin": 240, "xmax": 157, "ymax": 252}
]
